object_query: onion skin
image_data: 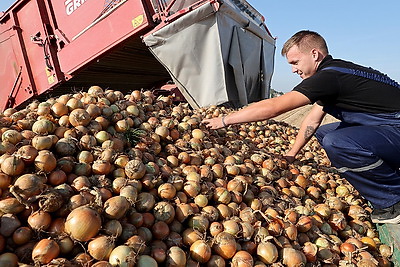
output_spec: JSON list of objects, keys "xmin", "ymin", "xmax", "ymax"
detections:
[
  {"xmin": 0, "ymin": 252, "xmax": 19, "ymax": 267},
  {"xmin": 190, "ymin": 240, "xmax": 211, "ymax": 263},
  {"xmin": 213, "ymin": 232, "xmax": 237, "ymax": 259},
  {"xmin": 104, "ymin": 196, "xmax": 130, "ymax": 220},
  {"xmin": 1, "ymin": 156, "xmax": 25, "ymax": 176},
  {"xmin": 282, "ymin": 248, "xmax": 307, "ymax": 267},
  {"xmin": 166, "ymin": 246, "xmax": 186, "ymax": 267},
  {"xmin": 28, "ymin": 211, "xmax": 52, "ymax": 231},
  {"xmin": 256, "ymin": 242, "xmax": 278, "ymax": 264},
  {"xmin": 32, "ymin": 239, "xmax": 60, "ymax": 264},
  {"xmin": 108, "ymin": 245, "xmax": 134, "ymax": 267},
  {"xmin": 232, "ymin": 251, "xmax": 253, "ymax": 267},
  {"xmin": 65, "ymin": 206, "xmax": 102, "ymax": 242},
  {"xmin": 0, "ymin": 198, "xmax": 25, "ymax": 214},
  {"xmin": 88, "ymin": 236, "xmax": 115, "ymax": 261}
]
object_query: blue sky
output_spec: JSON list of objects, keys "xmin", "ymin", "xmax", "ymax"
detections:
[{"xmin": 1, "ymin": 0, "xmax": 399, "ymax": 93}]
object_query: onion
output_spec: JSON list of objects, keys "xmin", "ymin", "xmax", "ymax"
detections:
[
  {"xmin": 32, "ymin": 239, "xmax": 60, "ymax": 264},
  {"xmin": 0, "ymin": 252, "xmax": 19, "ymax": 267},
  {"xmin": 232, "ymin": 251, "xmax": 253, "ymax": 267},
  {"xmin": 17, "ymin": 145, "xmax": 38, "ymax": 164},
  {"xmin": 282, "ymin": 248, "xmax": 306, "ymax": 267},
  {"xmin": 152, "ymin": 221, "xmax": 170, "ymax": 240},
  {"xmin": 51, "ymin": 102, "xmax": 69, "ymax": 117},
  {"xmin": 0, "ymin": 214, "xmax": 21, "ymax": 237},
  {"xmin": 104, "ymin": 220, "xmax": 123, "ymax": 237},
  {"xmin": 213, "ymin": 232, "xmax": 237, "ymax": 259},
  {"xmin": 34, "ymin": 150, "xmax": 57, "ymax": 173},
  {"xmin": 48, "ymin": 169, "xmax": 67, "ymax": 186},
  {"xmin": 73, "ymin": 162, "xmax": 91, "ymax": 176},
  {"xmin": 155, "ymin": 125, "xmax": 169, "ymax": 139},
  {"xmin": 28, "ymin": 211, "xmax": 52, "ymax": 231},
  {"xmin": 154, "ymin": 201, "xmax": 175, "ymax": 223},
  {"xmin": 1, "ymin": 155, "xmax": 25, "ymax": 176},
  {"xmin": 11, "ymin": 173, "xmax": 46, "ymax": 200},
  {"xmin": 190, "ymin": 240, "xmax": 211, "ymax": 263},
  {"xmin": 48, "ymin": 217, "xmax": 65, "ymax": 235},
  {"xmin": 0, "ymin": 141, "xmax": 16, "ymax": 155},
  {"xmin": 256, "ymin": 241, "xmax": 278, "ymax": 264},
  {"xmin": 80, "ymin": 134, "xmax": 97, "ymax": 150},
  {"xmin": 12, "ymin": 226, "xmax": 33, "ymax": 245},
  {"xmin": 0, "ymin": 173, "xmax": 11, "ymax": 189},
  {"xmin": 125, "ymin": 235, "xmax": 146, "ymax": 255},
  {"xmin": 166, "ymin": 246, "xmax": 186, "ymax": 267},
  {"xmin": 69, "ymin": 108, "xmax": 91, "ymax": 127},
  {"xmin": 55, "ymin": 138, "xmax": 77, "ymax": 156},
  {"xmin": 125, "ymin": 159, "xmax": 146, "ymax": 179},
  {"xmin": 108, "ymin": 245, "xmax": 134, "ymax": 266},
  {"xmin": 88, "ymin": 235, "xmax": 115, "ymax": 261},
  {"xmin": 182, "ymin": 229, "xmax": 203, "ymax": 246},
  {"xmin": 65, "ymin": 206, "xmax": 102, "ymax": 241},
  {"xmin": 104, "ymin": 196, "xmax": 130, "ymax": 219},
  {"xmin": 72, "ymin": 252, "xmax": 92, "ymax": 266},
  {"xmin": 0, "ymin": 198, "xmax": 25, "ymax": 214},
  {"xmin": 92, "ymin": 160, "xmax": 112, "ymax": 175},
  {"xmin": 135, "ymin": 192, "xmax": 155, "ymax": 212},
  {"xmin": 223, "ymin": 220, "xmax": 240, "ymax": 236},
  {"xmin": 58, "ymin": 236, "xmax": 74, "ymax": 254},
  {"xmin": 32, "ymin": 135, "xmax": 54, "ymax": 150},
  {"xmin": 2, "ymin": 129, "xmax": 22, "ymax": 145},
  {"xmin": 32, "ymin": 119, "xmax": 54, "ymax": 134},
  {"xmin": 137, "ymin": 255, "xmax": 158, "ymax": 267},
  {"xmin": 303, "ymin": 242, "xmax": 318, "ymax": 262}
]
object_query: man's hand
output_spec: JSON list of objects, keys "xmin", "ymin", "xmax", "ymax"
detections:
[
  {"xmin": 283, "ymin": 155, "xmax": 296, "ymax": 163},
  {"xmin": 202, "ymin": 117, "xmax": 225, "ymax": 129}
]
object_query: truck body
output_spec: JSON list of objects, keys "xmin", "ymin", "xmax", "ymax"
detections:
[{"xmin": 0, "ymin": 0, "xmax": 275, "ymax": 111}]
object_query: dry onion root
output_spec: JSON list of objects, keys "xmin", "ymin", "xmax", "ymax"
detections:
[{"xmin": 0, "ymin": 87, "xmax": 393, "ymax": 266}]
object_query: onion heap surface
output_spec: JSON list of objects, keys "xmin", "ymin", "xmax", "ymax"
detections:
[{"xmin": 0, "ymin": 86, "xmax": 393, "ymax": 267}]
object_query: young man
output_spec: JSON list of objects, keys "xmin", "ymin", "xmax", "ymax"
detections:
[{"xmin": 202, "ymin": 30, "xmax": 400, "ymax": 224}]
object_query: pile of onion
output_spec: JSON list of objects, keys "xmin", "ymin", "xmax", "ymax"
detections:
[{"xmin": 0, "ymin": 86, "xmax": 393, "ymax": 267}]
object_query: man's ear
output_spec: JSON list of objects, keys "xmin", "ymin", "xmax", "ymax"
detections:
[
  {"xmin": 311, "ymin": 48, "xmax": 323, "ymax": 61},
  {"xmin": 311, "ymin": 48, "xmax": 319, "ymax": 59}
]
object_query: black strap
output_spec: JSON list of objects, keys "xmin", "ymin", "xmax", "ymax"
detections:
[{"xmin": 322, "ymin": 66, "xmax": 400, "ymax": 89}]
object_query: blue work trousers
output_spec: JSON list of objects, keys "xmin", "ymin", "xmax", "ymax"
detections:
[{"xmin": 315, "ymin": 108, "xmax": 400, "ymax": 209}]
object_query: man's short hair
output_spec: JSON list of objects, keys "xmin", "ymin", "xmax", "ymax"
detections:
[{"xmin": 281, "ymin": 30, "xmax": 329, "ymax": 56}]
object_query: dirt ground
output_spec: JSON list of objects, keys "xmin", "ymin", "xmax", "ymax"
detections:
[{"xmin": 272, "ymin": 104, "xmax": 339, "ymax": 128}]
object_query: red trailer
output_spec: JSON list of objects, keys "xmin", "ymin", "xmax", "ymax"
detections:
[{"xmin": 0, "ymin": 0, "xmax": 275, "ymax": 111}]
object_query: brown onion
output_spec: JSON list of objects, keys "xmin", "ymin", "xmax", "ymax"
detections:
[
  {"xmin": 32, "ymin": 239, "xmax": 60, "ymax": 264},
  {"xmin": 282, "ymin": 248, "xmax": 307, "ymax": 267},
  {"xmin": 108, "ymin": 245, "xmax": 134, "ymax": 266},
  {"xmin": 28, "ymin": 211, "xmax": 52, "ymax": 231},
  {"xmin": 0, "ymin": 198, "xmax": 25, "ymax": 214},
  {"xmin": 190, "ymin": 240, "xmax": 211, "ymax": 263},
  {"xmin": 213, "ymin": 232, "xmax": 237, "ymax": 259},
  {"xmin": 166, "ymin": 246, "xmax": 186, "ymax": 267},
  {"xmin": 65, "ymin": 206, "xmax": 102, "ymax": 241},
  {"xmin": 12, "ymin": 226, "xmax": 33, "ymax": 245},
  {"xmin": 11, "ymin": 173, "xmax": 46, "ymax": 200},
  {"xmin": 69, "ymin": 108, "xmax": 91, "ymax": 127},
  {"xmin": 104, "ymin": 196, "xmax": 130, "ymax": 220},
  {"xmin": 1, "ymin": 155, "xmax": 24, "ymax": 176},
  {"xmin": 232, "ymin": 250, "xmax": 253, "ymax": 267},
  {"xmin": 0, "ymin": 252, "xmax": 19, "ymax": 266},
  {"xmin": 88, "ymin": 235, "xmax": 115, "ymax": 261},
  {"xmin": 34, "ymin": 150, "xmax": 57, "ymax": 173},
  {"xmin": 125, "ymin": 159, "xmax": 146, "ymax": 179},
  {"xmin": 256, "ymin": 241, "xmax": 278, "ymax": 264}
]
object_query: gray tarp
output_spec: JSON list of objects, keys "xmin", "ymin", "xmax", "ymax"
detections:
[{"xmin": 143, "ymin": 0, "xmax": 276, "ymax": 109}]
